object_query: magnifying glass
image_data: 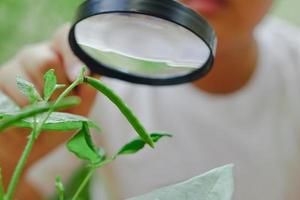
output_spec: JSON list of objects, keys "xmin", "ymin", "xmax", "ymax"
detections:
[{"xmin": 69, "ymin": 0, "xmax": 216, "ymax": 85}]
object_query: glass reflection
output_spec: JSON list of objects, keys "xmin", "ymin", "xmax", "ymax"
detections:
[{"xmin": 75, "ymin": 13, "xmax": 210, "ymax": 78}]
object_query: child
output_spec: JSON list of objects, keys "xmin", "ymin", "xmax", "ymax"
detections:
[{"xmin": 1, "ymin": 0, "xmax": 300, "ymax": 199}]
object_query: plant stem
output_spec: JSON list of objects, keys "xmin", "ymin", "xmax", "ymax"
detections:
[
  {"xmin": 72, "ymin": 158, "xmax": 115, "ymax": 200},
  {"xmin": 84, "ymin": 77, "xmax": 154, "ymax": 148},
  {"xmin": 55, "ymin": 176, "xmax": 64, "ymax": 200},
  {"xmin": 36, "ymin": 76, "xmax": 84, "ymax": 137},
  {"xmin": 4, "ymin": 129, "xmax": 37, "ymax": 200},
  {"xmin": 71, "ymin": 168, "xmax": 95, "ymax": 200},
  {"xmin": 0, "ymin": 168, "xmax": 4, "ymax": 199},
  {"xmin": 4, "ymin": 72, "xmax": 85, "ymax": 200}
]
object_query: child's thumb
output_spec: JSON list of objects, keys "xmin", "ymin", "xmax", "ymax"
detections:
[{"xmin": 51, "ymin": 24, "xmax": 86, "ymax": 81}]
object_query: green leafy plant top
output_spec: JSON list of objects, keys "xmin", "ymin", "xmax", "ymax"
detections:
[
  {"xmin": 0, "ymin": 67, "xmax": 170, "ymax": 200},
  {"xmin": 0, "ymin": 67, "xmax": 234, "ymax": 200}
]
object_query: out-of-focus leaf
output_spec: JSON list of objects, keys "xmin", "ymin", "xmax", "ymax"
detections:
[
  {"xmin": 0, "ymin": 97, "xmax": 80, "ymax": 132},
  {"xmin": 117, "ymin": 133, "xmax": 172, "ymax": 156},
  {"xmin": 117, "ymin": 139, "xmax": 145, "ymax": 156},
  {"xmin": 67, "ymin": 122, "xmax": 102, "ymax": 164},
  {"xmin": 150, "ymin": 133, "xmax": 172, "ymax": 143},
  {"xmin": 16, "ymin": 76, "xmax": 41, "ymax": 103},
  {"xmin": 2, "ymin": 112, "xmax": 99, "ymax": 131},
  {"xmin": 43, "ymin": 69, "xmax": 57, "ymax": 101},
  {"xmin": 55, "ymin": 176, "xmax": 65, "ymax": 200},
  {"xmin": 127, "ymin": 165, "xmax": 234, "ymax": 200},
  {"xmin": 0, "ymin": 91, "xmax": 20, "ymax": 115}
]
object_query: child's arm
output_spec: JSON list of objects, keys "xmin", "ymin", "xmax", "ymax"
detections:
[{"xmin": 0, "ymin": 25, "xmax": 98, "ymax": 199}]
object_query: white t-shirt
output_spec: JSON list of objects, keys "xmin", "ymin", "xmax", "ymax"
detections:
[{"xmin": 28, "ymin": 17, "xmax": 300, "ymax": 200}]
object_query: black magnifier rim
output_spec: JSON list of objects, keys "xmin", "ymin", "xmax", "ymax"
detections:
[{"xmin": 69, "ymin": 0, "xmax": 216, "ymax": 86}]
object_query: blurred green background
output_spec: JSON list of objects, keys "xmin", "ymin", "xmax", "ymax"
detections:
[{"xmin": 0, "ymin": 0, "xmax": 299, "ymax": 64}]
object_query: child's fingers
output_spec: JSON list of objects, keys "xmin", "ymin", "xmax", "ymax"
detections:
[
  {"xmin": 20, "ymin": 42, "xmax": 64, "ymax": 92},
  {"xmin": 51, "ymin": 24, "xmax": 86, "ymax": 82},
  {"xmin": 70, "ymin": 80, "xmax": 98, "ymax": 116},
  {"xmin": 0, "ymin": 63, "xmax": 30, "ymax": 106}
]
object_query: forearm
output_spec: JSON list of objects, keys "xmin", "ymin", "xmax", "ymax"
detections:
[
  {"xmin": 0, "ymin": 128, "xmax": 75, "ymax": 167},
  {"xmin": 0, "ymin": 127, "xmax": 74, "ymax": 199},
  {"xmin": 0, "ymin": 140, "xmax": 43, "ymax": 200},
  {"xmin": 1, "ymin": 166, "xmax": 43, "ymax": 200}
]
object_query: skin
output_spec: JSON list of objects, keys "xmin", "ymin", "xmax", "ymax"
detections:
[
  {"xmin": 0, "ymin": 0, "xmax": 273, "ymax": 199},
  {"xmin": 181, "ymin": 0, "xmax": 273, "ymax": 93},
  {"xmin": 0, "ymin": 26, "xmax": 97, "ymax": 199}
]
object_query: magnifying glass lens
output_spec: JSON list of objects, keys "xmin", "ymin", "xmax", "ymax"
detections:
[{"xmin": 75, "ymin": 13, "xmax": 210, "ymax": 78}]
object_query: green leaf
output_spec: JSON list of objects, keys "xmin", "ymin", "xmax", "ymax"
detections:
[
  {"xmin": 117, "ymin": 139, "xmax": 145, "ymax": 155},
  {"xmin": 67, "ymin": 122, "xmax": 102, "ymax": 164},
  {"xmin": 43, "ymin": 69, "xmax": 57, "ymax": 101},
  {"xmin": 0, "ymin": 96, "xmax": 80, "ymax": 132},
  {"xmin": 1, "ymin": 111, "xmax": 99, "ymax": 131},
  {"xmin": 0, "ymin": 91, "xmax": 20, "ymax": 115},
  {"xmin": 16, "ymin": 76, "xmax": 42, "ymax": 103},
  {"xmin": 55, "ymin": 176, "xmax": 65, "ymax": 200},
  {"xmin": 127, "ymin": 165, "xmax": 234, "ymax": 200},
  {"xmin": 22, "ymin": 112, "xmax": 99, "ymax": 131},
  {"xmin": 117, "ymin": 133, "xmax": 172, "ymax": 156},
  {"xmin": 150, "ymin": 132, "xmax": 172, "ymax": 143},
  {"xmin": 0, "ymin": 168, "xmax": 4, "ymax": 199}
]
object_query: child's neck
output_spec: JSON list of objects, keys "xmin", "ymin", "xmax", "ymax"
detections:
[{"xmin": 193, "ymin": 34, "xmax": 258, "ymax": 95}]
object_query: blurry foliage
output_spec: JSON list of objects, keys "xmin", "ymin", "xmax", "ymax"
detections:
[
  {"xmin": 0, "ymin": 0, "xmax": 83, "ymax": 63},
  {"xmin": 0, "ymin": 0, "xmax": 299, "ymax": 64},
  {"xmin": 272, "ymin": 0, "xmax": 300, "ymax": 26},
  {"xmin": 49, "ymin": 166, "xmax": 91, "ymax": 200}
]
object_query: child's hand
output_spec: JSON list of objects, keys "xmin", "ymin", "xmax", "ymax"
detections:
[
  {"xmin": 0, "ymin": 24, "xmax": 97, "ymax": 116},
  {"xmin": 0, "ymin": 25, "xmax": 99, "ymax": 199}
]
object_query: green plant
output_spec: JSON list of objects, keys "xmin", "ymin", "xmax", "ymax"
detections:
[
  {"xmin": 0, "ymin": 67, "xmax": 234, "ymax": 200},
  {"xmin": 0, "ymin": 67, "xmax": 170, "ymax": 200},
  {"xmin": 128, "ymin": 164, "xmax": 234, "ymax": 200}
]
